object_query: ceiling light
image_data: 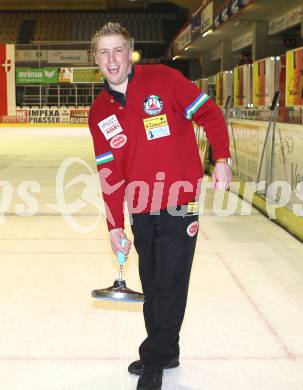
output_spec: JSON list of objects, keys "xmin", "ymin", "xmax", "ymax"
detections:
[{"xmin": 202, "ymin": 29, "xmax": 213, "ymax": 38}]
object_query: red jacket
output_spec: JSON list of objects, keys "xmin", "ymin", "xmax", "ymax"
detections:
[{"xmin": 89, "ymin": 64, "xmax": 230, "ymax": 230}]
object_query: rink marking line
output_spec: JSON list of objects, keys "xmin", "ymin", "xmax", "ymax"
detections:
[
  {"xmin": 216, "ymin": 252, "xmax": 296, "ymax": 361},
  {"xmin": 0, "ymin": 356, "xmax": 301, "ymax": 362}
]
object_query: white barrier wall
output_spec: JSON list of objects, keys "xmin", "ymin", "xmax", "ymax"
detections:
[{"xmin": 228, "ymin": 118, "xmax": 303, "ymax": 214}]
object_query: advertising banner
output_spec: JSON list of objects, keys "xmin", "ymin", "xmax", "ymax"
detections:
[
  {"xmin": 192, "ymin": 7, "xmax": 202, "ymax": 40},
  {"xmin": 72, "ymin": 67, "xmax": 104, "ymax": 83},
  {"xmin": 214, "ymin": 0, "xmax": 253, "ymax": 30},
  {"xmin": 47, "ymin": 50, "xmax": 89, "ymax": 64},
  {"xmin": 223, "ymin": 71, "xmax": 233, "ymax": 108},
  {"xmin": 175, "ymin": 25, "xmax": 191, "ymax": 52},
  {"xmin": 286, "ymin": 47, "xmax": 303, "ymax": 107},
  {"xmin": 233, "ymin": 66, "xmax": 242, "ymax": 106},
  {"xmin": 58, "ymin": 67, "xmax": 73, "ymax": 83},
  {"xmin": 232, "ymin": 30, "xmax": 253, "ymax": 51},
  {"xmin": 0, "ymin": 109, "xmax": 28, "ymax": 123},
  {"xmin": 234, "ymin": 64, "xmax": 252, "ymax": 107},
  {"xmin": 201, "ymin": 2, "xmax": 213, "ymax": 34},
  {"xmin": 279, "ymin": 55, "xmax": 286, "ymax": 107},
  {"xmin": 27, "ymin": 108, "xmax": 70, "ymax": 123},
  {"xmin": 253, "ymin": 57, "xmax": 276, "ymax": 107},
  {"xmin": 0, "ymin": 43, "xmax": 16, "ymax": 116},
  {"xmin": 15, "ymin": 50, "xmax": 48, "ymax": 62},
  {"xmin": 16, "ymin": 67, "xmax": 58, "ymax": 84},
  {"xmin": 269, "ymin": 6, "xmax": 302, "ymax": 35},
  {"xmin": 277, "ymin": 54, "xmax": 289, "ymax": 122},
  {"xmin": 215, "ymin": 72, "xmax": 223, "ymax": 106},
  {"xmin": 70, "ymin": 109, "xmax": 89, "ymax": 124}
]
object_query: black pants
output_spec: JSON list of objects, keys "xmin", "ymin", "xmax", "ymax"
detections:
[{"xmin": 131, "ymin": 205, "xmax": 198, "ymax": 368}]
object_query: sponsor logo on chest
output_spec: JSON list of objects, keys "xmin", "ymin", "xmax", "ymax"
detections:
[
  {"xmin": 98, "ymin": 114, "xmax": 123, "ymax": 140},
  {"xmin": 143, "ymin": 114, "xmax": 170, "ymax": 140},
  {"xmin": 110, "ymin": 133, "xmax": 128, "ymax": 149},
  {"xmin": 144, "ymin": 95, "xmax": 163, "ymax": 116}
]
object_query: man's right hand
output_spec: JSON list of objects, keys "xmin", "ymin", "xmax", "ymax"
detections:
[{"xmin": 109, "ymin": 228, "xmax": 131, "ymax": 257}]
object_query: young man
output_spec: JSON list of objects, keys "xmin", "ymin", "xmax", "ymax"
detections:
[{"xmin": 89, "ymin": 22, "xmax": 232, "ymax": 390}]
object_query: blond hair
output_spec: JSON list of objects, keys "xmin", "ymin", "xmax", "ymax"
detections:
[{"xmin": 92, "ymin": 22, "xmax": 132, "ymax": 53}]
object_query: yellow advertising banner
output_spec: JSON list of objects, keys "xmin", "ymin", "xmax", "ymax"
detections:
[
  {"xmin": 286, "ymin": 47, "xmax": 303, "ymax": 107},
  {"xmin": 72, "ymin": 67, "xmax": 104, "ymax": 83},
  {"xmin": 252, "ymin": 57, "xmax": 276, "ymax": 107},
  {"xmin": 234, "ymin": 67, "xmax": 241, "ymax": 106},
  {"xmin": 215, "ymin": 72, "xmax": 223, "ymax": 106}
]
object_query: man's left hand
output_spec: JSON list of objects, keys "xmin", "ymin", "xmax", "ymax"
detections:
[{"xmin": 211, "ymin": 162, "xmax": 232, "ymax": 191}]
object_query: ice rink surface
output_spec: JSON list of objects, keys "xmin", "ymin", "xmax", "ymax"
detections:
[{"xmin": 0, "ymin": 125, "xmax": 303, "ymax": 390}]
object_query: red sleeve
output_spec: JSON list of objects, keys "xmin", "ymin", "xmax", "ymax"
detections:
[
  {"xmin": 169, "ymin": 66, "xmax": 231, "ymax": 161},
  {"xmin": 88, "ymin": 110, "xmax": 126, "ymax": 231}
]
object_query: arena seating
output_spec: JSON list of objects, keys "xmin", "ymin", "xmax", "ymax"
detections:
[
  {"xmin": 0, "ymin": 11, "xmax": 175, "ymax": 43},
  {"xmin": 35, "ymin": 12, "xmax": 169, "ymax": 42},
  {"xmin": 0, "ymin": 13, "xmax": 22, "ymax": 43},
  {"xmin": 1, "ymin": 10, "xmax": 179, "ymax": 108}
]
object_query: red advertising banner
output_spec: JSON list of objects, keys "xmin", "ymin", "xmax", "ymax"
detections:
[
  {"xmin": 0, "ymin": 43, "xmax": 16, "ymax": 116},
  {"xmin": 286, "ymin": 47, "xmax": 303, "ymax": 107},
  {"xmin": 0, "ymin": 109, "xmax": 28, "ymax": 123},
  {"xmin": 70, "ymin": 109, "xmax": 89, "ymax": 124},
  {"xmin": 253, "ymin": 57, "xmax": 276, "ymax": 107}
]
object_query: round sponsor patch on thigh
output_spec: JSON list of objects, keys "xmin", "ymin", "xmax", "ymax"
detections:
[
  {"xmin": 187, "ymin": 221, "xmax": 199, "ymax": 237},
  {"xmin": 110, "ymin": 133, "xmax": 127, "ymax": 149}
]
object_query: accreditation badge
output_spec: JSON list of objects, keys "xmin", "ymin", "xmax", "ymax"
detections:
[{"xmin": 143, "ymin": 114, "xmax": 170, "ymax": 141}]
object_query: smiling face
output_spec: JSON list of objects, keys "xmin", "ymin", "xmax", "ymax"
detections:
[{"xmin": 94, "ymin": 34, "xmax": 132, "ymax": 93}]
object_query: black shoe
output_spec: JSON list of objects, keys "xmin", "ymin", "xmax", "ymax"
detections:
[
  {"xmin": 137, "ymin": 366, "xmax": 163, "ymax": 390},
  {"xmin": 128, "ymin": 356, "xmax": 179, "ymax": 375}
]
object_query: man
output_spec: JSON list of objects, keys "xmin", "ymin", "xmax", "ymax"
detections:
[{"xmin": 89, "ymin": 22, "xmax": 232, "ymax": 390}]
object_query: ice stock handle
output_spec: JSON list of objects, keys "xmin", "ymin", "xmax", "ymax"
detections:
[{"xmin": 117, "ymin": 239, "xmax": 126, "ymax": 265}]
